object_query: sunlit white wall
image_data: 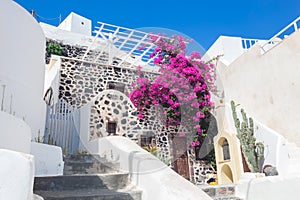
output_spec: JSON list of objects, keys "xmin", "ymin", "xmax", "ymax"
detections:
[{"xmin": 0, "ymin": 0, "xmax": 46, "ymax": 139}]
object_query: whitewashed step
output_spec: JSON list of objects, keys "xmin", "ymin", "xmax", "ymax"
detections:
[
  {"xmin": 288, "ymin": 150, "xmax": 300, "ymax": 159},
  {"xmin": 236, "ymin": 172, "xmax": 265, "ymax": 198},
  {"xmin": 286, "ymin": 142, "xmax": 297, "ymax": 148},
  {"xmin": 286, "ymin": 168, "xmax": 300, "ymax": 174}
]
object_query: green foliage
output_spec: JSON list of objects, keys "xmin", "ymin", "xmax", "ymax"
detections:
[
  {"xmin": 34, "ymin": 130, "xmax": 44, "ymax": 143},
  {"xmin": 46, "ymin": 42, "xmax": 63, "ymax": 56},
  {"xmin": 76, "ymin": 150, "xmax": 88, "ymax": 155},
  {"xmin": 231, "ymin": 100, "xmax": 264, "ymax": 173},
  {"xmin": 143, "ymin": 145, "xmax": 171, "ymax": 166}
]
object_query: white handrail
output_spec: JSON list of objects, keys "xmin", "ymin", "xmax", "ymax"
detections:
[{"xmin": 261, "ymin": 16, "xmax": 300, "ymax": 53}]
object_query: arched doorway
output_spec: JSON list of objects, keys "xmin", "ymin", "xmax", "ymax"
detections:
[{"xmin": 221, "ymin": 164, "xmax": 233, "ymax": 184}]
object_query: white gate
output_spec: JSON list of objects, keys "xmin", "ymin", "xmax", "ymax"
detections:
[{"xmin": 44, "ymin": 99, "xmax": 80, "ymax": 154}]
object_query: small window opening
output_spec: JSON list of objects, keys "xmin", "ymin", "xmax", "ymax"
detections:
[
  {"xmin": 222, "ymin": 139, "xmax": 230, "ymax": 160},
  {"xmin": 107, "ymin": 82, "xmax": 125, "ymax": 93},
  {"xmin": 107, "ymin": 121, "xmax": 117, "ymax": 135},
  {"xmin": 139, "ymin": 131, "xmax": 155, "ymax": 147}
]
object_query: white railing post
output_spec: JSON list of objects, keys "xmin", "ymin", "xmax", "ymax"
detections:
[{"xmin": 293, "ymin": 22, "xmax": 298, "ymax": 32}]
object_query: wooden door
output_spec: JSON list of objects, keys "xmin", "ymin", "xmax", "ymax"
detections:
[{"xmin": 171, "ymin": 136, "xmax": 190, "ymax": 180}]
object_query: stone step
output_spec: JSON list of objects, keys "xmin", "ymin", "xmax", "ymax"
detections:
[
  {"xmin": 34, "ymin": 173, "xmax": 129, "ymax": 191},
  {"xmin": 34, "ymin": 154, "xmax": 142, "ymax": 200},
  {"xmin": 63, "ymin": 154, "xmax": 120, "ymax": 175},
  {"xmin": 34, "ymin": 187, "xmax": 142, "ymax": 200},
  {"xmin": 64, "ymin": 154, "xmax": 106, "ymax": 163},
  {"xmin": 64, "ymin": 160, "xmax": 119, "ymax": 175}
]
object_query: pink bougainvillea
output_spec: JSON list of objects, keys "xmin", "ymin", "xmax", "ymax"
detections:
[{"xmin": 130, "ymin": 34, "xmax": 216, "ymax": 147}]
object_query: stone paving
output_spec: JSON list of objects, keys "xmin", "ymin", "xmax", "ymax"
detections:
[{"xmin": 199, "ymin": 184, "xmax": 243, "ymax": 200}]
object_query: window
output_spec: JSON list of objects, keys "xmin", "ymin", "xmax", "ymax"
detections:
[
  {"xmin": 107, "ymin": 82, "xmax": 125, "ymax": 93},
  {"xmin": 139, "ymin": 131, "xmax": 156, "ymax": 149},
  {"xmin": 107, "ymin": 122, "xmax": 117, "ymax": 134},
  {"xmin": 222, "ymin": 139, "xmax": 230, "ymax": 160},
  {"xmin": 140, "ymin": 135, "xmax": 155, "ymax": 147}
]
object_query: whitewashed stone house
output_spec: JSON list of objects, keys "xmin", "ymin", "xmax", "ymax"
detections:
[{"xmin": 41, "ymin": 13, "xmax": 217, "ymax": 184}]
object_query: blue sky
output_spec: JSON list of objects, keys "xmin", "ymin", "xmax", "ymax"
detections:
[{"xmin": 14, "ymin": 0, "xmax": 300, "ymax": 51}]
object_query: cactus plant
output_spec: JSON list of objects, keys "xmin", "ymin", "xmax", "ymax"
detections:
[{"xmin": 231, "ymin": 101, "xmax": 264, "ymax": 173}]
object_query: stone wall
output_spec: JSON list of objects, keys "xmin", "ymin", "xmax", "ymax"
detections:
[
  {"xmin": 89, "ymin": 90, "xmax": 138, "ymax": 139},
  {"xmin": 57, "ymin": 56, "xmax": 175, "ymax": 163},
  {"xmin": 58, "ymin": 57, "xmax": 157, "ymax": 108},
  {"xmin": 46, "ymin": 39, "xmax": 86, "ymax": 64}
]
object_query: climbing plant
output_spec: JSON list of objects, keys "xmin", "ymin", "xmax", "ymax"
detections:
[{"xmin": 130, "ymin": 34, "xmax": 216, "ymax": 147}]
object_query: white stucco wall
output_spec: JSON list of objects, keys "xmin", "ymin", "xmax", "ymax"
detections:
[
  {"xmin": 0, "ymin": 111, "xmax": 31, "ymax": 153},
  {"xmin": 77, "ymin": 103, "xmax": 90, "ymax": 151},
  {"xmin": 253, "ymin": 120, "xmax": 291, "ymax": 174},
  {"xmin": 0, "ymin": 149, "xmax": 34, "ymax": 200},
  {"xmin": 0, "ymin": 0, "xmax": 46, "ymax": 139},
  {"xmin": 85, "ymin": 136, "xmax": 212, "ymax": 200},
  {"xmin": 41, "ymin": 22, "xmax": 96, "ymax": 47},
  {"xmin": 204, "ymin": 36, "xmax": 245, "ymax": 65},
  {"xmin": 58, "ymin": 12, "xmax": 92, "ymax": 36},
  {"xmin": 243, "ymin": 174, "xmax": 300, "ymax": 200},
  {"xmin": 44, "ymin": 55, "xmax": 61, "ymax": 104},
  {"xmin": 218, "ymin": 30, "xmax": 300, "ymax": 146},
  {"xmin": 57, "ymin": 13, "xmax": 72, "ymax": 33},
  {"xmin": 31, "ymin": 142, "xmax": 64, "ymax": 177},
  {"xmin": 204, "ymin": 36, "xmax": 269, "ymax": 65}
]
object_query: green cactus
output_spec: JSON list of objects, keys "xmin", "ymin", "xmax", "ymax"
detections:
[{"xmin": 231, "ymin": 101, "xmax": 264, "ymax": 173}]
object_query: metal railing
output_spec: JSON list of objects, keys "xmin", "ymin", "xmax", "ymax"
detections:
[{"xmin": 261, "ymin": 16, "xmax": 300, "ymax": 53}]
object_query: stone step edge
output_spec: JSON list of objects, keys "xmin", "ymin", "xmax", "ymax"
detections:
[
  {"xmin": 64, "ymin": 160, "xmax": 119, "ymax": 165},
  {"xmin": 35, "ymin": 172, "xmax": 129, "ymax": 178},
  {"xmin": 34, "ymin": 187, "xmax": 142, "ymax": 198},
  {"xmin": 63, "ymin": 154, "xmax": 105, "ymax": 159}
]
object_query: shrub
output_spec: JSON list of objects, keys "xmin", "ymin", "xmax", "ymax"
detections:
[{"xmin": 46, "ymin": 42, "xmax": 63, "ymax": 56}]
